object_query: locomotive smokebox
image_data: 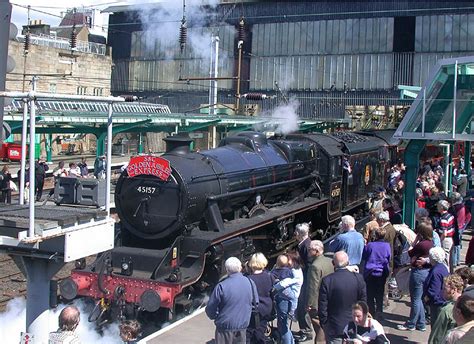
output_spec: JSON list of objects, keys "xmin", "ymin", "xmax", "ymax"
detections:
[{"xmin": 163, "ymin": 134, "xmax": 193, "ymax": 154}]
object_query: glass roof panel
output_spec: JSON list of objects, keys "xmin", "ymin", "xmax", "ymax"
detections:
[{"xmin": 394, "ymin": 57, "xmax": 474, "ymax": 141}]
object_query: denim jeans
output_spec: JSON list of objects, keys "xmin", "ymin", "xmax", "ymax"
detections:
[
  {"xmin": 406, "ymin": 268, "xmax": 429, "ymax": 329},
  {"xmin": 452, "ymin": 226, "xmax": 466, "ymax": 269},
  {"xmin": 276, "ymin": 297, "xmax": 295, "ymax": 344}
]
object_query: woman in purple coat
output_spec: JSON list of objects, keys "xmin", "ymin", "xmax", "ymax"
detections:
[{"xmin": 362, "ymin": 227, "xmax": 391, "ymax": 319}]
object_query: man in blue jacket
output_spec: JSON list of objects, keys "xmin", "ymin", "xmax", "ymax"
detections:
[
  {"xmin": 329, "ymin": 215, "xmax": 365, "ymax": 268},
  {"xmin": 206, "ymin": 257, "xmax": 258, "ymax": 344}
]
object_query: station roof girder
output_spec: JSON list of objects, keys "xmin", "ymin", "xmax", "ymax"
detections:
[{"xmin": 4, "ymin": 100, "xmax": 343, "ymax": 136}]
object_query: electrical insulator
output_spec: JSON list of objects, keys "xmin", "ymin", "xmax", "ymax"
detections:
[
  {"xmin": 244, "ymin": 93, "xmax": 267, "ymax": 101},
  {"xmin": 70, "ymin": 27, "xmax": 77, "ymax": 49},
  {"xmin": 179, "ymin": 18, "xmax": 187, "ymax": 52},
  {"xmin": 238, "ymin": 17, "xmax": 245, "ymax": 42},
  {"xmin": 24, "ymin": 33, "xmax": 30, "ymax": 55}
]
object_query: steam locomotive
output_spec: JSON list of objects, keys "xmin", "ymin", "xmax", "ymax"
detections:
[{"xmin": 60, "ymin": 130, "xmax": 397, "ymax": 323}]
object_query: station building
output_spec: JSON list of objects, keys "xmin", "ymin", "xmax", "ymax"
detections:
[{"xmin": 105, "ymin": 0, "xmax": 474, "ymax": 128}]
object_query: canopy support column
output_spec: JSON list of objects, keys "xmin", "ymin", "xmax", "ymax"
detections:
[{"xmin": 403, "ymin": 139, "xmax": 426, "ymax": 228}]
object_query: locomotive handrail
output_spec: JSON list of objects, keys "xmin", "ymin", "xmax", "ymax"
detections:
[
  {"xmin": 190, "ymin": 158, "xmax": 318, "ymax": 182},
  {"xmin": 207, "ymin": 174, "xmax": 317, "ymax": 201}
]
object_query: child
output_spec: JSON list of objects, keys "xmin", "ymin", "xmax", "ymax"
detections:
[{"xmin": 271, "ymin": 252, "xmax": 304, "ymax": 320}]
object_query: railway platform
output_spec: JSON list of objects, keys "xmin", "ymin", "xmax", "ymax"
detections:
[{"xmin": 140, "ymin": 230, "xmax": 473, "ymax": 344}]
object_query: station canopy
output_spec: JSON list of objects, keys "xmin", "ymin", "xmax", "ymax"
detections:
[{"xmin": 394, "ymin": 56, "xmax": 474, "ymax": 141}]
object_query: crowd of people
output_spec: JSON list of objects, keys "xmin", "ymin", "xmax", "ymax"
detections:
[
  {"xmin": 205, "ymin": 157, "xmax": 474, "ymax": 344},
  {"xmin": 0, "ymin": 155, "xmax": 108, "ymax": 203}
]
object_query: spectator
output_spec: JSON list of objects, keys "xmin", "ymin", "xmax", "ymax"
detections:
[
  {"xmin": 46, "ymin": 161, "xmax": 67, "ymax": 201},
  {"xmin": 450, "ymin": 193, "xmax": 471, "ymax": 271},
  {"xmin": 362, "ymin": 208, "xmax": 380, "ymax": 243},
  {"xmin": 455, "ymin": 169, "xmax": 468, "ymax": 197},
  {"xmin": 318, "ymin": 251, "xmax": 367, "ymax": 343},
  {"xmin": 444, "ymin": 293, "xmax": 474, "ymax": 343},
  {"xmin": 94, "ymin": 155, "xmax": 106, "ymax": 179},
  {"xmin": 397, "ymin": 223, "xmax": 433, "ymax": 331},
  {"xmin": 329, "ymin": 215, "xmax": 365, "ymax": 267},
  {"xmin": 466, "ymin": 237, "xmax": 474, "ymax": 267},
  {"xmin": 415, "ymin": 208, "xmax": 441, "ymax": 247},
  {"xmin": 246, "ymin": 252, "xmax": 275, "ymax": 344},
  {"xmin": 78, "ymin": 157, "xmax": 89, "ymax": 177},
  {"xmin": 376, "ymin": 211, "xmax": 397, "ymax": 269},
  {"xmin": 18, "ymin": 165, "xmax": 30, "ymax": 203},
  {"xmin": 48, "ymin": 305, "xmax": 81, "ymax": 344},
  {"xmin": 206, "ymin": 257, "xmax": 257, "ymax": 344},
  {"xmin": 52, "ymin": 161, "xmax": 67, "ymax": 178},
  {"xmin": 437, "ymin": 200, "xmax": 455, "ymax": 269},
  {"xmin": 272, "ymin": 253, "xmax": 303, "ymax": 321},
  {"xmin": 294, "ymin": 222, "xmax": 313, "ymax": 342},
  {"xmin": 423, "ymin": 247, "xmax": 449, "ymax": 324},
  {"xmin": 362, "ymin": 226, "xmax": 391, "ymax": 319},
  {"xmin": 119, "ymin": 319, "xmax": 141, "ymax": 344},
  {"xmin": 428, "ymin": 274, "xmax": 464, "ymax": 344},
  {"xmin": 382, "ymin": 198, "xmax": 403, "ymax": 225},
  {"xmin": 35, "ymin": 156, "xmax": 49, "ymax": 201},
  {"xmin": 306, "ymin": 240, "xmax": 333, "ymax": 343},
  {"xmin": 343, "ymin": 301, "xmax": 389, "ymax": 343},
  {"xmin": 271, "ymin": 253, "xmax": 303, "ymax": 344},
  {"xmin": 68, "ymin": 162, "xmax": 81, "ymax": 178},
  {"xmin": 455, "ymin": 267, "xmax": 474, "ymax": 296},
  {"xmin": 0, "ymin": 165, "xmax": 12, "ymax": 204},
  {"xmin": 416, "ymin": 188, "xmax": 426, "ymax": 209},
  {"xmin": 370, "ymin": 186, "xmax": 387, "ymax": 213}
]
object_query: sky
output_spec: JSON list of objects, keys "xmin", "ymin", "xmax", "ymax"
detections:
[
  {"xmin": 9, "ymin": 1, "xmax": 131, "ymax": 29},
  {"xmin": 10, "ymin": 0, "xmax": 172, "ymax": 31}
]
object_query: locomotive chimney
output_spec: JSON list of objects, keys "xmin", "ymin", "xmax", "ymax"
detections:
[{"xmin": 163, "ymin": 133, "xmax": 193, "ymax": 155}]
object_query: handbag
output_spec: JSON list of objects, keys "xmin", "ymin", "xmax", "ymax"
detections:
[{"xmin": 247, "ymin": 277, "xmax": 260, "ymax": 328}]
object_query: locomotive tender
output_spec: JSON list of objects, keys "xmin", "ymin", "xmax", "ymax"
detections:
[{"xmin": 60, "ymin": 130, "xmax": 394, "ymax": 321}]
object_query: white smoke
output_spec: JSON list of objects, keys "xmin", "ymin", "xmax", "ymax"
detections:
[
  {"xmin": 0, "ymin": 298, "xmax": 121, "ymax": 344},
  {"xmin": 256, "ymin": 98, "xmax": 300, "ymax": 135},
  {"xmin": 130, "ymin": 0, "xmax": 223, "ymax": 62}
]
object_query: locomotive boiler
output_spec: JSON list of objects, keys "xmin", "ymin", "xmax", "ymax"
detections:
[{"xmin": 60, "ymin": 130, "xmax": 392, "ymax": 323}]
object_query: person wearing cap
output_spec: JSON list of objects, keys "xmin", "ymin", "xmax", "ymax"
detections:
[{"xmin": 371, "ymin": 186, "xmax": 387, "ymax": 213}]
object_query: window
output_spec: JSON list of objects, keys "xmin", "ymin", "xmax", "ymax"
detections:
[
  {"xmin": 49, "ymin": 83, "xmax": 57, "ymax": 93},
  {"xmin": 393, "ymin": 16, "xmax": 416, "ymax": 52},
  {"xmin": 77, "ymin": 86, "xmax": 87, "ymax": 95},
  {"xmin": 93, "ymin": 87, "xmax": 104, "ymax": 96}
]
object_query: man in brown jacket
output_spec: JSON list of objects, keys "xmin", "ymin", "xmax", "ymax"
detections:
[
  {"xmin": 362, "ymin": 208, "xmax": 380, "ymax": 243},
  {"xmin": 376, "ymin": 211, "xmax": 397, "ymax": 307},
  {"xmin": 306, "ymin": 240, "xmax": 334, "ymax": 343}
]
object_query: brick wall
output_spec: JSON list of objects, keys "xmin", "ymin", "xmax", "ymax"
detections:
[{"xmin": 6, "ymin": 40, "xmax": 112, "ymax": 95}]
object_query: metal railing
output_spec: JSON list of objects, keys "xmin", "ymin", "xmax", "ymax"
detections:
[{"xmin": 18, "ymin": 34, "xmax": 106, "ymax": 56}]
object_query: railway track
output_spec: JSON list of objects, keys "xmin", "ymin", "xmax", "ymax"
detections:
[{"xmin": 0, "ymin": 254, "xmax": 96, "ymax": 312}]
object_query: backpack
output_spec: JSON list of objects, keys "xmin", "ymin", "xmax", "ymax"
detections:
[{"xmin": 393, "ymin": 232, "xmax": 410, "ymax": 268}]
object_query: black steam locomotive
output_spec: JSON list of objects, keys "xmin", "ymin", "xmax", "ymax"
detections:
[{"xmin": 60, "ymin": 130, "xmax": 396, "ymax": 321}]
